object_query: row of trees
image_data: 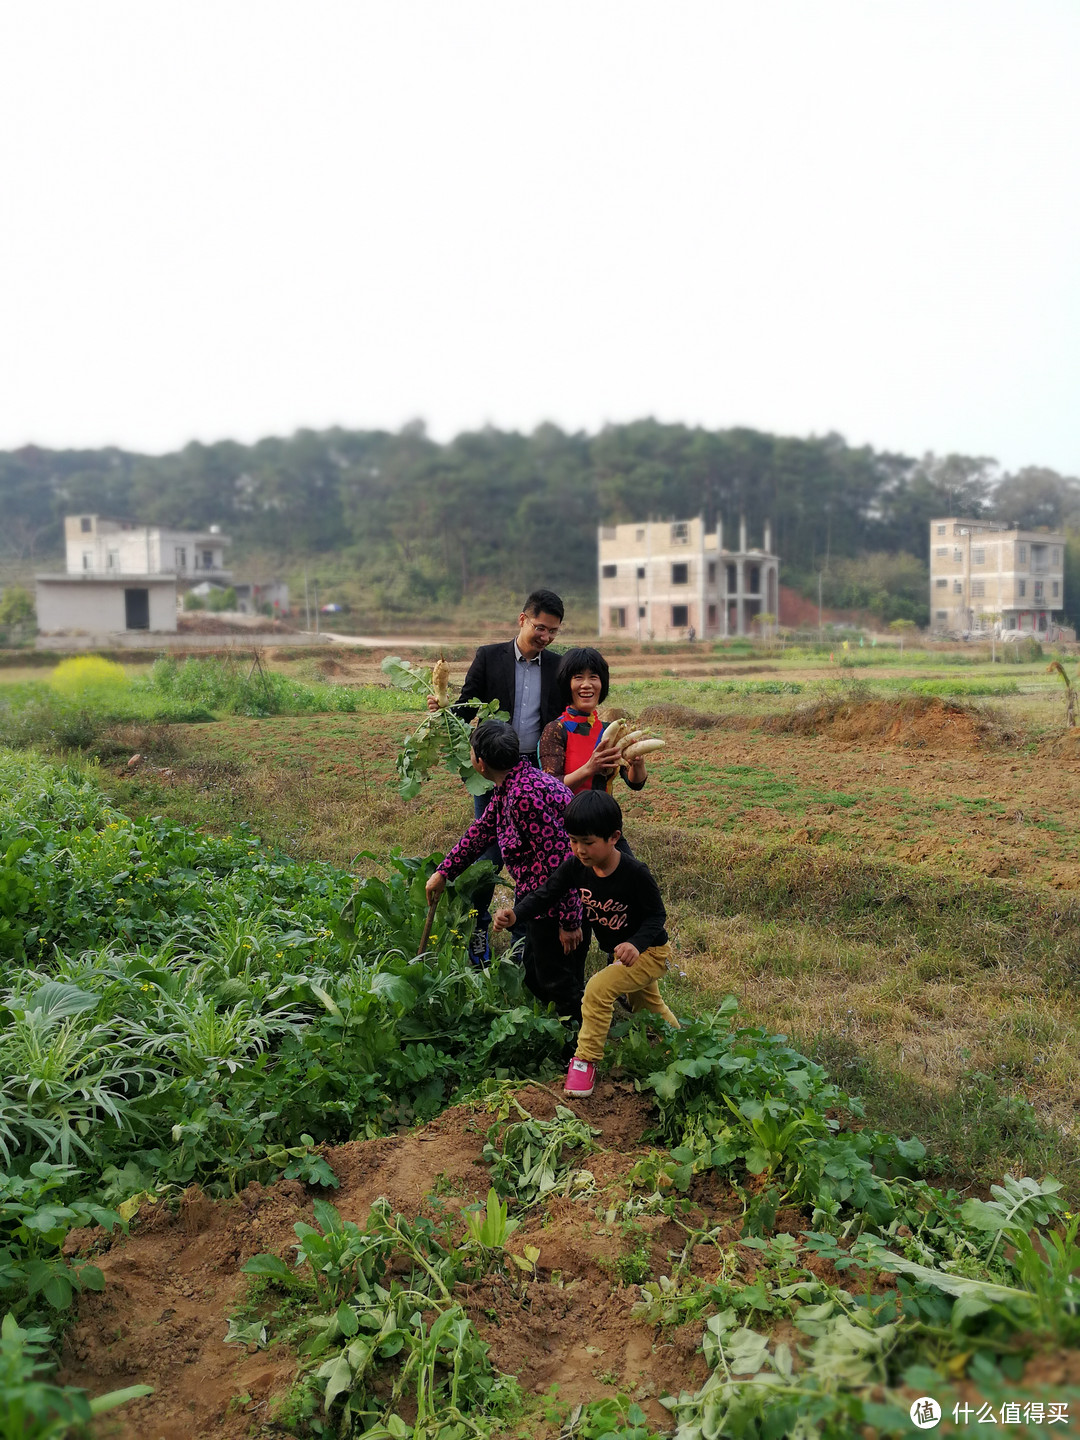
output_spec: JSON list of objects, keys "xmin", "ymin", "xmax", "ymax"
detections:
[{"xmin": 2, "ymin": 422, "xmax": 1078, "ymax": 626}]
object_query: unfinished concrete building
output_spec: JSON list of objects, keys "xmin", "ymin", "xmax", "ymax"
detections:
[
  {"xmin": 929, "ymin": 517, "xmax": 1065, "ymax": 636},
  {"xmin": 597, "ymin": 516, "xmax": 778, "ymax": 640}
]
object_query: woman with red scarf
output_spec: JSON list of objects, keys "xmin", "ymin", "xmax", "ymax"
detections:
[{"xmin": 537, "ymin": 648, "xmax": 649, "ymax": 799}]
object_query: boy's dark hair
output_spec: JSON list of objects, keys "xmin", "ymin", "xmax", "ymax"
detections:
[
  {"xmin": 555, "ymin": 647, "xmax": 610, "ymax": 706},
  {"xmin": 471, "ymin": 719, "xmax": 520, "ymax": 771},
  {"xmin": 522, "ymin": 588, "xmax": 564, "ymax": 621},
  {"xmin": 565, "ymin": 789, "xmax": 622, "ymax": 840}
]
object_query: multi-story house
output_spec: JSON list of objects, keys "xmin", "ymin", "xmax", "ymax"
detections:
[
  {"xmin": 36, "ymin": 515, "xmax": 232, "ymax": 637},
  {"xmin": 597, "ymin": 516, "xmax": 778, "ymax": 640},
  {"xmin": 929, "ymin": 517, "xmax": 1065, "ymax": 636},
  {"xmin": 64, "ymin": 515, "xmax": 231, "ymax": 585}
]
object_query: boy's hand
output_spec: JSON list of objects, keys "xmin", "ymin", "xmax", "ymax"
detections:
[
  {"xmin": 559, "ymin": 927, "xmax": 583, "ymax": 953},
  {"xmin": 614, "ymin": 942, "xmax": 639, "ymax": 966},
  {"xmin": 425, "ymin": 872, "xmax": 447, "ymax": 903},
  {"xmin": 426, "ymin": 695, "xmax": 440, "ymax": 712},
  {"xmin": 492, "ymin": 907, "xmax": 516, "ymax": 932}
]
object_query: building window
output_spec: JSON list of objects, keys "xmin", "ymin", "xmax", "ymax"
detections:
[
  {"xmin": 707, "ymin": 603, "xmax": 718, "ymax": 626},
  {"xmin": 937, "ymin": 525, "xmax": 946, "ymax": 535},
  {"xmin": 671, "ymin": 563, "xmax": 689, "ymax": 585},
  {"xmin": 1034, "ymin": 581, "xmax": 1044, "ymax": 601},
  {"xmin": 175, "ymin": 547, "xmax": 187, "ymax": 570},
  {"xmin": 953, "ymin": 550, "xmax": 963, "ymax": 562},
  {"xmin": 953, "ymin": 581, "xmax": 963, "ymax": 594},
  {"xmin": 670, "ymin": 522, "xmax": 688, "ymax": 544},
  {"xmin": 936, "ymin": 610, "xmax": 947, "ymax": 620},
  {"xmin": 707, "ymin": 561, "xmax": 716, "ymax": 583},
  {"xmin": 82, "ymin": 552, "xmax": 92, "ymax": 571},
  {"xmin": 971, "ymin": 580, "xmax": 985, "ymax": 598},
  {"xmin": 80, "ymin": 516, "xmax": 92, "ymax": 533},
  {"xmin": 1017, "ymin": 544, "xmax": 1027, "ymax": 565},
  {"xmin": 671, "ymin": 604, "xmax": 689, "ymax": 628},
  {"xmin": 600, "ymin": 526, "xmax": 617, "ymax": 540},
  {"xmin": 636, "ymin": 566, "xmax": 645, "ymax": 579},
  {"xmin": 972, "ymin": 548, "xmax": 985, "ymax": 565},
  {"xmin": 202, "ymin": 550, "xmax": 214, "ymax": 569},
  {"xmin": 1018, "ymin": 580, "xmax": 1027, "ymax": 597},
  {"xmin": 601, "ymin": 564, "xmax": 617, "ymax": 579},
  {"xmin": 1053, "ymin": 581, "xmax": 1060, "ymax": 598},
  {"xmin": 935, "ymin": 547, "xmax": 948, "ymax": 557},
  {"xmin": 107, "ymin": 550, "xmax": 120, "ymax": 571},
  {"xmin": 609, "ymin": 607, "xmax": 627, "ymax": 629},
  {"xmin": 935, "ymin": 578, "xmax": 947, "ymax": 588},
  {"xmin": 635, "ymin": 527, "xmax": 645, "ymax": 541},
  {"xmin": 638, "ymin": 605, "xmax": 646, "ymax": 617},
  {"xmin": 1052, "ymin": 547, "xmax": 1061, "ymax": 565}
]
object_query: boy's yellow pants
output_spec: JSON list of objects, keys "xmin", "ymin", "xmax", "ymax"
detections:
[{"xmin": 575, "ymin": 943, "xmax": 680, "ymax": 1062}]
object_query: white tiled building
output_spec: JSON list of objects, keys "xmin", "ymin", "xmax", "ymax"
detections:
[
  {"xmin": 35, "ymin": 515, "xmax": 233, "ymax": 636},
  {"xmin": 929, "ymin": 517, "xmax": 1065, "ymax": 635},
  {"xmin": 64, "ymin": 515, "xmax": 231, "ymax": 583},
  {"xmin": 597, "ymin": 516, "xmax": 778, "ymax": 640}
]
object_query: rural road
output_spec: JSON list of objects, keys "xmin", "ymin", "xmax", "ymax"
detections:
[{"xmin": 306, "ymin": 631, "xmax": 457, "ymax": 648}]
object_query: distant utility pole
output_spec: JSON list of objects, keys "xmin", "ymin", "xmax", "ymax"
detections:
[
  {"xmin": 304, "ymin": 570, "xmax": 311, "ymax": 631},
  {"xmin": 314, "ymin": 580, "xmax": 320, "ymax": 635},
  {"xmin": 817, "ymin": 572, "xmax": 823, "ymax": 640}
]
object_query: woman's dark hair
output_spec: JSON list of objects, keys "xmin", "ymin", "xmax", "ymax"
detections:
[
  {"xmin": 555, "ymin": 647, "xmax": 610, "ymax": 706},
  {"xmin": 471, "ymin": 719, "xmax": 520, "ymax": 771},
  {"xmin": 564, "ymin": 789, "xmax": 623, "ymax": 840},
  {"xmin": 522, "ymin": 588, "xmax": 564, "ymax": 621}
]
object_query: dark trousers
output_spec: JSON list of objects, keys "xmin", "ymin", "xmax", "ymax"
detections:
[{"xmin": 521, "ymin": 917, "xmax": 591, "ymax": 1026}]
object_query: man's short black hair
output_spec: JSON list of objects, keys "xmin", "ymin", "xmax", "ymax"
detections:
[
  {"xmin": 555, "ymin": 647, "xmax": 610, "ymax": 706},
  {"xmin": 471, "ymin": 719, "xmax": 520, "ymax": 771},
  {"xmin": 565, "ymin": 789, "xmax": 623, "ymax": 840},
  {"xmin": 522, "ymin": 588, "xmax": 564, "ymax": 621}
]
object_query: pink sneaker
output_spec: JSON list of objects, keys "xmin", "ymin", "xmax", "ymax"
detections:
[{"xmin": 564, "ymin": 1058, "xmax": 596, "ymax": 1097}]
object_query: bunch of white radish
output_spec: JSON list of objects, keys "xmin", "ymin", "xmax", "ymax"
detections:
[
  {"xmin": 431, "ymin": 658, "xmax": 451, "ymax": 708},
  {"xmin": 602, "ymin": 717, "xmax": 665, "ymax": 761}
]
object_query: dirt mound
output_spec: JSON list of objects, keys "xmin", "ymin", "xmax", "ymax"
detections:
[
  {"xmin": 637, "ymin": 703, "xmax": 724, "ymax": 730},
  {"xmin": 59, "ymin": 1082, "xmax": 716, "ymax": 1439},
  {"xmin": 178, "ymin": 615, "xmax": 297, "ymax": 635},
  {"xmin": 1040, "ymin": 728, "xmax": 1080, "ymax": 759},
  {"xmin": 766, "ymin": 695, "xmax": 1005, "ymax": 752}
]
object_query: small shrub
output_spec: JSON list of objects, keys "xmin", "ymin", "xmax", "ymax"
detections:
[{"xmin": 50, "ymin": 656, "xmax": 129, "ymax": 696}]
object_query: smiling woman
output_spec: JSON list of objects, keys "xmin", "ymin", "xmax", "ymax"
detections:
[{"xmin": 538, "ymin": 647, "xmax": 649, "ymax": 797}]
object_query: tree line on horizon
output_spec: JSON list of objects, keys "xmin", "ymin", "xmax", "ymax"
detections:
[{"xmin": 2, "ymin": 420, "xmax": 1078, "ymax": 627}]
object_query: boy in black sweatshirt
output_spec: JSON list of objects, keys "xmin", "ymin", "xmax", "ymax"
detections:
[{"xmin": 493, "ymin": 790, "xmax": 679, "ymax": 1097}]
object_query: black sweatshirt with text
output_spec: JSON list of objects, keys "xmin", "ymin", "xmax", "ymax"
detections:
[{"xmin": 512, "ymin": 853, "xmax": 668, "ymax": 954}]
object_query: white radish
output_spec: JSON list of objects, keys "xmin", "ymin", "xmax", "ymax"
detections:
[
  {"xmin": 617, "ymin": 728, "xmax": 650, "ymax": 753},
  {"xmin": 623, "ymin": 738, "xmax": 666, "ymax": 760}
]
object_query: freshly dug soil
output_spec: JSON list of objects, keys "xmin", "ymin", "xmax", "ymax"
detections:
[{"xmin": 60, "ymin": 1082, "xmax": 718, "ymax": 1440}]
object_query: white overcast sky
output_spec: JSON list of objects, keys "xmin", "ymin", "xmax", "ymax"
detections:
[{"xmin": 1, "ymin": 0, "xmax": 1077, "ymax": 473}]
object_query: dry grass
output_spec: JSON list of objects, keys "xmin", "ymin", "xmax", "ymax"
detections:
[{"xmin": 58, "ymin": 682, "xmax": 1080, "ymax": 1196}]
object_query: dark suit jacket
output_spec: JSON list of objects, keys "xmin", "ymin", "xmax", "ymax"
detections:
[{"xmin": 454, "ymin": 640, "xmax": 562, "ymax": 730}]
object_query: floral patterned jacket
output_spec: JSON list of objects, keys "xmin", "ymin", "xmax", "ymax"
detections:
[{"xmin": 436, "ymin": 760, "xmax": 582, "ymax": 930}]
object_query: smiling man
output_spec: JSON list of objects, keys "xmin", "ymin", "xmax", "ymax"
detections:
[{"xmin": 428, "ymin": 588, "xmax": 566, "ymax": 963}]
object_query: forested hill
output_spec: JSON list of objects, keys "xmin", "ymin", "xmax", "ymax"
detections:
[{"xmin": 3, "ymin": 421, "xmax": 1078, "ymax": 623}]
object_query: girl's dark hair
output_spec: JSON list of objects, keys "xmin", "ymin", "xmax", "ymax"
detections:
[
  {"xmin": 523, "ymin": 588, "xmax": 564, "ymax": 621},
  {"xmin": 564, "ymin": 789, "xmax": 622, "ymax": 840},
  {"xmin": 471, "ymin": 719, "xmax": 520, "ymax": 771},
  {"xmin": 555, "ymin": 647, "xmax": 610, "ymax": 706}
]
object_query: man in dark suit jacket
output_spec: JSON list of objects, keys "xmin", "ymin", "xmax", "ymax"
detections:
[{"xmin": 428, "ymin": 588, "xmax": 565, "ymax": 962}]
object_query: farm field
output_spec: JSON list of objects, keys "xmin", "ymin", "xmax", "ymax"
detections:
[{"xmin": 2, "ymin": 644, "xmax": 1080, "ymax": 1437}]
